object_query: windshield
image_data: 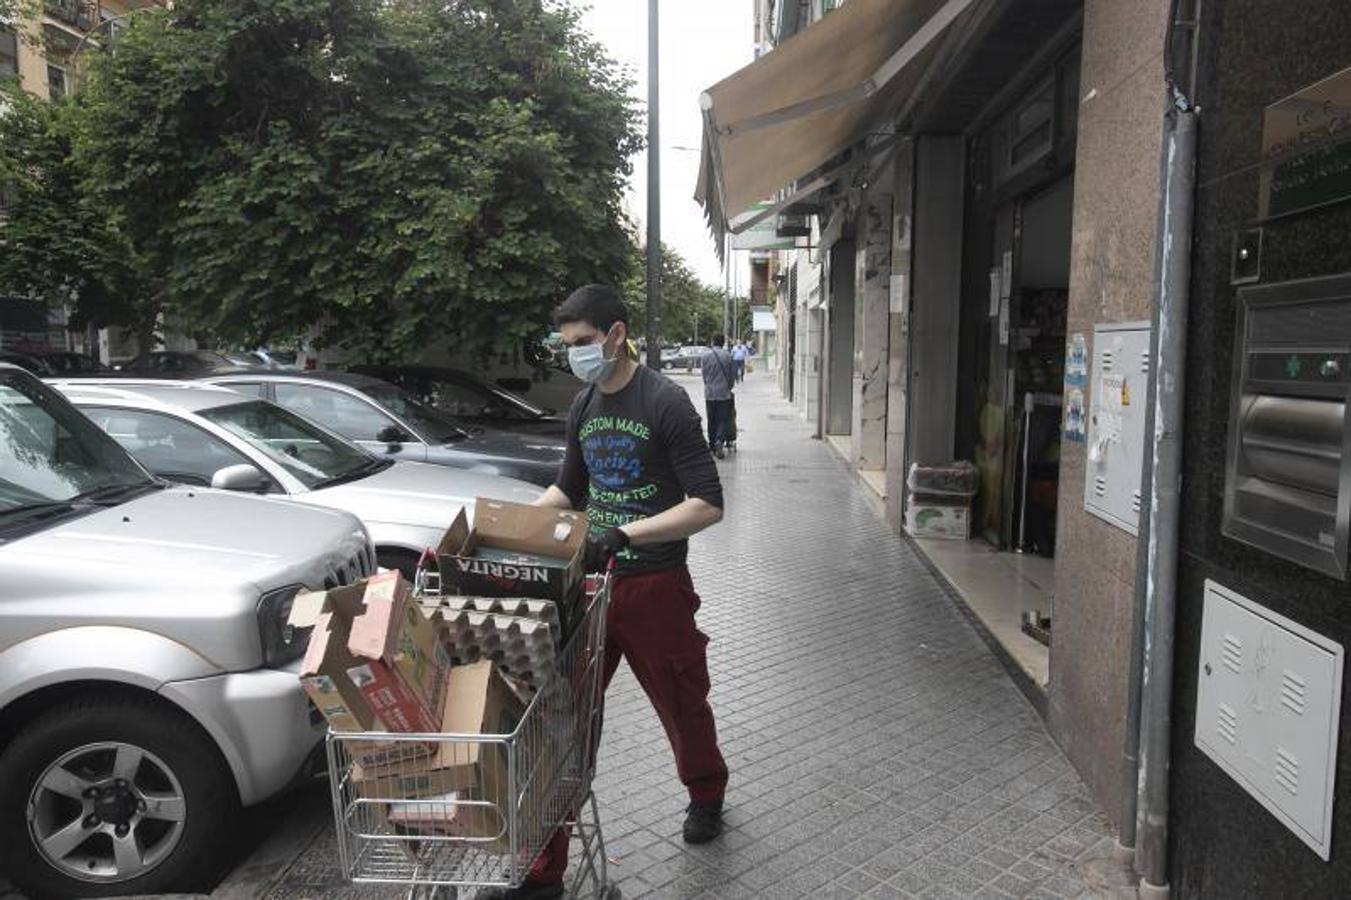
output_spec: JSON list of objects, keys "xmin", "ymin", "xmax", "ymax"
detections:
[
  {"xmin": 0, "ymin": 372, "xmax": 154, "ymax": 519},
  {"xmin": 359, "ymin": 383, "xmax": 468, "ymax": 444},
  {"xmin": 201, "ymin": 400, "xmax": 383, "ymax": 489}
]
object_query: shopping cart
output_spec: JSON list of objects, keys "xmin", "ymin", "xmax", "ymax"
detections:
[{"xmin": 326, "ymin": 572, "xmax": 619, "ymax": 900}]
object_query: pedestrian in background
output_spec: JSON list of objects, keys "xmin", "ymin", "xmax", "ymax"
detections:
[
  {"xmin": 730, "ymin": 340, "xmax": 748, "ymax": 383},
  {"xmin": 701, "ymin": 335, "xmax": 736, "ymax": 459}
]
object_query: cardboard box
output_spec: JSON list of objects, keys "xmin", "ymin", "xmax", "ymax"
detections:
[
  {"xmin": 354, "ymin": 661, "xmax": 525, "ymax": 803},
  {"xmin": 347, "ymin": 571, "xmax": 451, "ymax": 727},
  {"xmin": 436, "ymin": 500, "xmax": 586, "ymax": 614},
  {"xmin": 291, "ymin": 574, "xmax": 449, "ymax": 762},
  {"xmin": 386, "ymin": 791, "xmax": 506, "ymax": 844},
  {"xmin": 904, "ymin": 500, "xmax": 972, "ymax": 540}
]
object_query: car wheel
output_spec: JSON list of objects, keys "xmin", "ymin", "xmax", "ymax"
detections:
[{"xmin": 0, "ymin": 692, "xmax": 238, "ymax": 899}]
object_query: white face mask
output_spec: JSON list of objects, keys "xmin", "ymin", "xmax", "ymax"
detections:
[{"xmin": 567, "ymin": 328, "xmax": 619, "ymax": 383}]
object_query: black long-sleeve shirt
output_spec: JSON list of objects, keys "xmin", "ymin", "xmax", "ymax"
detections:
[{"xmin": 555, "ymin": 365, "xmax": 724, "ymax": 573}]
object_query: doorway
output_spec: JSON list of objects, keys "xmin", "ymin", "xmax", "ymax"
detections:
[{"xmin": 973, "ymin": 176, "xmax": 1073, "ymax": 554}]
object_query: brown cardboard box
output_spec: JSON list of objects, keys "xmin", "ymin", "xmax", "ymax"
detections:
[
  {"xmin": 347, "ymin": 571, "xmax": 452, "ymax": 728},
  {"xmin": 353, "ymin": 661, "xmax": 525, "ymax": 805},
  {"xmin": 386, "ymin": 791, "xmax": 508, "ymax": 845},
  {"xmin": 435, "ymin": 499, "xmax": 586, "ymax": 616},
  {"xmin": 291, "ymin": 574, "xmax": 448, "ymax": 763},
  {"xmin": 294, "ymin": 586, "xmax": 382, "ymax": 734}
]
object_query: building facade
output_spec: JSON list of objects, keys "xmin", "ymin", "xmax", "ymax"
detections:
[{"xmin": 705, "ymin": 0, "xmax": 1351, "ymax": 894}]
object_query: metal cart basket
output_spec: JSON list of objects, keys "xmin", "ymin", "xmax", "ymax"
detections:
[{"xmin": 326, "ymin": 573, "xmax": 618, "ymax": 899}]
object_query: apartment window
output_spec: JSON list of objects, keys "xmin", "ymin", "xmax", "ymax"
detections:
[
  {"xmin": 47, "ymin": 64, "xmax": 66, "ymax": 100},
  {"xmin": 0, "ymin": 27, "xmax": 18, "ymax": 78}
]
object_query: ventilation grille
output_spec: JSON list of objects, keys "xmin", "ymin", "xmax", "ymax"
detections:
[
  {"xmin": 1217, "ymin": 703, "xmax": 1239, "ymax": 744},
  {"xmin": 1132, "ymin": 490, "xmax": 1142, "ymax": 514},
  {"xmin": 1275, "ymin": 747, "xmax": 1300, "ymax": 796},
  {"xmin": 1094, "ymin": 476, "xmax": 1108, "ymax": 498},
  {"xmin": 1222, "ymin": 634, "xmax": 1243, "ymax": 674},
  {"xmin": 1281, "ymin": 670, "xmax": 1308, "ymax": 716}
]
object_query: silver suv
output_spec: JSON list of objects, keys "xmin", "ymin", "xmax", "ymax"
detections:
[{"xmin": 0, "ymin": 365, "xmax": 374, "ymax": 898}]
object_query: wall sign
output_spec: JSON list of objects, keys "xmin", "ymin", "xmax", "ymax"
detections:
[{"xmin": 1260, "ymin": 65, "xmax": 1351, "ymax": 220}]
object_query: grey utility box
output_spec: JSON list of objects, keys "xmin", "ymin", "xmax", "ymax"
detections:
[
  {"xmin": 1224, "ymin": 274, "xmax": 1351, "ymax": 578},
  {"xmin": 1083, "ymin": 322, "xmax": 1152, "ymax": 534}
]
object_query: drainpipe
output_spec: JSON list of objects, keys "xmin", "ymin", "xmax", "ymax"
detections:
[
  {"xmin": 1133, "ymin": 101, "xmax": 1197, "ymax": 899},
  {"xmin": 1119, "ymin": 102, "xmax": 1170, "ymax": 862}
]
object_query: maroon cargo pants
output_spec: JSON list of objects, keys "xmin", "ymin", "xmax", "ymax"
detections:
[{"xmin": 529, "ymin": 565, "xmax": 728, "ymax": 885}]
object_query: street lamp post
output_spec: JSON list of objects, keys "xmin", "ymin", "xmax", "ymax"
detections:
[{"xmin": 644, "ymin": 0, "xmax": 662, "ymax": 371}]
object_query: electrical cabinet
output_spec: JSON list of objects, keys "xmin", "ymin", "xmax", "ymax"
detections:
[
  {"xmin": 1195, "ymin": 580, "xmax": 1343, "ymax": 859},
  {"xmin": 1083, "ymin": 322, "xmax": 1152, "ymax": 534}
]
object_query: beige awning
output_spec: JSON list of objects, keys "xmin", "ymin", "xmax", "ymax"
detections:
[{"xmin": 696, "ymin": 0, "xmax": 975, "ymax": 243}]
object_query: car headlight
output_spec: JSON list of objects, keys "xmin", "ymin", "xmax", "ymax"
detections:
[{"xmin": 257, "ymin": 585, "xmax": 311, "ymax": 667}]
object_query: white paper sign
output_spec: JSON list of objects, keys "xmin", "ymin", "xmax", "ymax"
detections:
[
  {"xmin": 988, "ymin": 269, "xmax": 1001, "ymax": 317},
  {"xmin": 998, "ymin": 296, "xmax": 1010, "ymax": 345},
  {"xmin": 889, "ymin": 274, "xmax": 907, "ymax": 313},
  {"xmin": 1001, "ymin": 250, "xmax": 1013, "ymax": 299}
]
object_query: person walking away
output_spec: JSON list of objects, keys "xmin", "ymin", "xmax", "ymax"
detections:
[
  {"xmin": 478, "ymin": 285, "xmax": 729, "ymax": 900},
  {"xmin": 730, "ymin": 341, "xmax": 748, "ymax": 383},
  {"xmin": 701, "ymin": 335, "xmax": 735, "ymax": 458}
]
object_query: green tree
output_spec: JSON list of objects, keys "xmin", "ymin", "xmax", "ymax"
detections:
[
  {"xmin": 623, "ymin": 242, "xmax": 754, "ymax": 345},
  {"xmin": 11, "ymin": 0, "xmax": 640, "ymax": 359},
  {"xmin": 0, "ymin": 84, "xmax": 148, "ymax": 339}
]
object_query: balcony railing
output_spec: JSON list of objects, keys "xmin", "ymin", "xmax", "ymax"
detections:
[{"xmin": 44, "ymin": 0, "xmax": 100, "ymax": 31}]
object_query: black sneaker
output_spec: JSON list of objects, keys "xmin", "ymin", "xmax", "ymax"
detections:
[
  {"xmin": 474, "ymin": 883, "xmax": 565, "ymax": 900},
  {"xmin": 713, "ymin": 445, "xmax": 726, "ymax": 460},
  {"xmin": 683, "ymin": 799, "xmax": 724, "ymax": 844}
]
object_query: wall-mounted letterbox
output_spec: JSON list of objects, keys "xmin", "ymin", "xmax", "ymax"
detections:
[{"xmin": 1224, "ymin": 274, "xmax": 1351, "ymax": 578}]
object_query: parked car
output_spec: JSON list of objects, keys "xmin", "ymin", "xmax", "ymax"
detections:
[
  {"xmin": 202, "ymin": 371, "xmax": 567, "ymax": 487},
  {"xmin": 34, "ymin": 351, "xmax": 109, "ymax": 376},
  {"xmin": 661, "ymin": 345, "xmax": 711, "ymax": 372},
  {"xmin": 0, "ymin": 363, "xmax": 374, "ymax": 898},
  {"xmin": 118, "ymin": 350, "xmax": 257, "ymax": 378},
  {"xmin": 0, "ymin": 350, "xmax": 53, "ymax": 376},
  {"xmin": 56, "ymin": 380, "xmax": 541, "ymax": 579},
  {"xmin": 351, "ymin": 364, "xmax": 567, "ymax": 437}
]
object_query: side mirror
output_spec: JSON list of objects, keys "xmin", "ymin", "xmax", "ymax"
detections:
[
  {"xmin": 376, "ymin": 424, "xmax": 410, "ymax": 444},
  {"xmin": 211, "ymin": 463, "xmax": 270, "ymax": 493}
]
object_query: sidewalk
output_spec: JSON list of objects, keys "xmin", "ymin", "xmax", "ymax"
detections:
[
  {"xmin": 587, "ymin": 371, "xmax": 1130, "ymax": 899},
  {"xmin": 1, "ymin": 370, "xmax": 1130, "ymax": 900}
]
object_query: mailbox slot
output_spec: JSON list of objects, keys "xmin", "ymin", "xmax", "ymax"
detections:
[{"xmin": 1224, "ymin": 274, "xmax": 1351, "ymax": 578}]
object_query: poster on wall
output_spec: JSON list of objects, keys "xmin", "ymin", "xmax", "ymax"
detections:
[
  {"xmin": 1066, "ymin": 332, "xmax": 1088, "ymax": 386},
  {"xmin": 998, "ymin": 296, "xmax": 1010, "ymax": 345},
  {"xmin": 1065, "ymin": 388, "xmax": 1086, "ymax": 442}
]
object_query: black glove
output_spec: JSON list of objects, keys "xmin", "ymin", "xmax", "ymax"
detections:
[{"xmin": 584, "ymin": 526, "xmax": 630, "ymax": 572}]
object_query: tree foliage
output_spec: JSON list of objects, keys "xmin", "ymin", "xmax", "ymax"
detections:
[
  {"xmin": 3, "ymin": 0, "xmax": 641, "ymax": 359},
  {"xmin": 0, "ymin": 84, "xmax": 147, "ymax": 335},
  {"xmin": 623, "ymin": 243, "xmax": 751, "ymax": 344}
]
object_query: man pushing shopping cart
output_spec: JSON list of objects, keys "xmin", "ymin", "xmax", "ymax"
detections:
[{"xmin": 483, "ymin": 284, "xmax": 731, "ymax": 900}]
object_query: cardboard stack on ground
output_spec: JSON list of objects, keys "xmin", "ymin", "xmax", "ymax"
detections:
[{"xmin": 905, "ymin": 462, "xmax": 978, "ymax": 539}]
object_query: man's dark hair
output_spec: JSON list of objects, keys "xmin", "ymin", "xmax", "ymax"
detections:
[
  {"xmin": 554, "ymin": 284, "xmax": 630, "ymax": 332},
  {"xmin": 711, "ymin": 334, "xmax": 726, "ymax": 348}
]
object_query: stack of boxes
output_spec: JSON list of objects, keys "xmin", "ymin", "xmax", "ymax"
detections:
[
  {"xmin": 293, "ymin": 498, "xmax": 589, "ymax": 843},
  {"xmin": 904, "ymin": 462, "xmax": 979, "ymax": 540}
]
